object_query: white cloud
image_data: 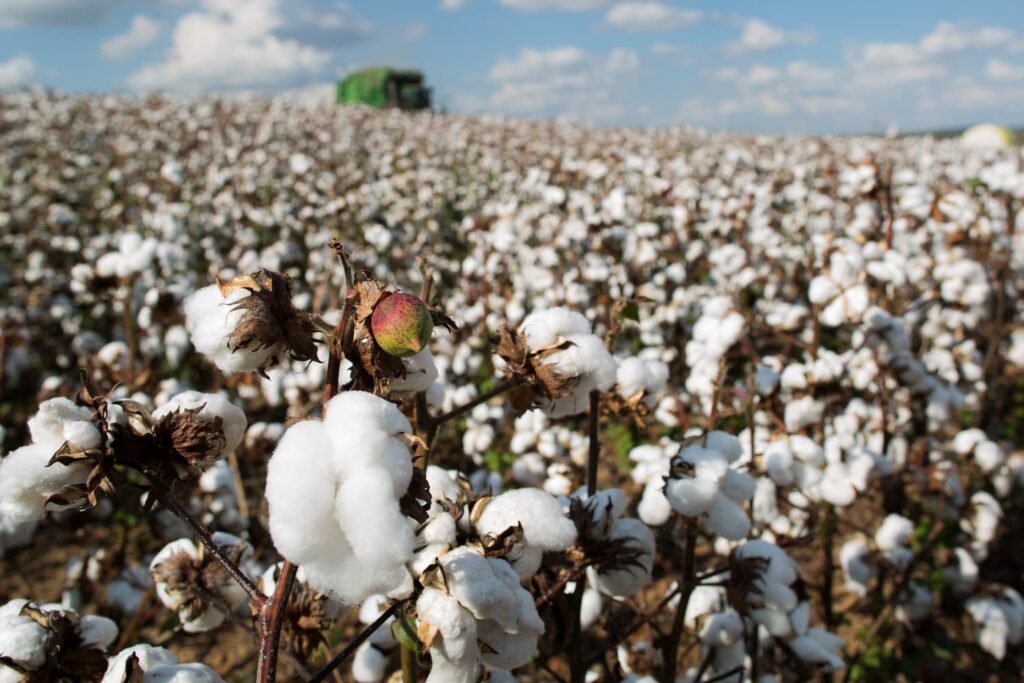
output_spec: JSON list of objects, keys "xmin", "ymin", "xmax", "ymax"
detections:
[
  {"xmin": 485, "ymin": 46, "xmax": 639, "ymax": 121},
  {"xmin": 499, "ymin": 0, "xmax": 608, "ymax": 11},
  {"xmin": 129, "ymin": 0, "xmax": 331, "ymax": 94},
  {"xmin": 785, "ymin": 60, "xmax": 835, "ymax": 86},
  {"xmin": 604, "ymin": 2, "xmax": 704, "ymax": 31},
  {"xmin": 0, "ymin": 54, "xmax": 37, "ymax": 88},
  {"xmin": 727, "ymin": 18, "xmax": 814, "ymax": 54},
  {"xmin": 278, "ymin": 2, "xmax": 372, "ymax": 49},
  {"xmin": 0, "ymin": 0, "xmax": 124, "ymax": 28},
  {"xmin": 986, "ymin": 58, "xmax": 1024, "ymax": 80},
  {"xmin": 920, "ymin": 21, "xmax": 1017, "ymax": 55},
  {"xmin": 404, "ymin": 22, "xmax": 428, "ymax": 42},
  {"xmin": 440, "ymin": 0, "xmax": 468, "ymax": 9},
  {"xmin": 849, "ymin": 41, "xmax": 947, "ymax": 88},
  {"xmin": 101, "ymin": 15, "xmax": 163, "ymax": 60}
]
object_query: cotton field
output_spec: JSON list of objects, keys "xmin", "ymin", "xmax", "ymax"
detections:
[{"xmin": 0, "ymin": 91, "xmax": 1022, "ymax": 683}]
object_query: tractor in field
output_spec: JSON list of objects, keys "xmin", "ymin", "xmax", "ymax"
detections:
[{"xmin": 336, "ymin": 68, "xmax": 432, "ymax": 111}]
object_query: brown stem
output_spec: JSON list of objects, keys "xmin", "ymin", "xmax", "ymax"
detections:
[
  {"xmin": 586, "ymin": 389, "xmax": 600, "ymax": 496},
  {"xmin": 427, "ymin": 376, "xmax": 523, "ymax": 429},
  {"xmin": 308, "ymin": 602, "xmax": 401, "ymax": 683},
  {"xmin": 145, "ymin": 475, "xmax": 264, "ymax": 605},
  {"xmin": 661, "ymin": 519, "xmax": 699, "ymax": 683},
  {"xmin": 821, "ymin": 502, "xmax": 836, "ymax": 630},
  {"xmin": 256, "ymin": 561, "xmax": 298, "ymax": 683}
]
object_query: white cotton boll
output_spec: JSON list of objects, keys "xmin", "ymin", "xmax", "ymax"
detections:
[
  {"xmin": 999, "ymin": 588, "xmax": 1024, "ymax": 645},
  {"xmin": 352, "ymin": 642, "xmax": 389, "ymax": 682},
  {"xmin": 475, "ymin": 488, "xmax": 576, "ymax": 577},
  {"xmin": 478, "ymin": 619, "xmax": 542, "ymax": 670},
  {"xmin": 511, "ymin": 453, "xmax": 546, "ymax": 486},
  {"xmin": 700, "ymin": 609, "xmax": 744, "ymax": 647},
  {"xmin": 519, "ymin": 307, "xmax": 592, "ymax": 350},
  {"xmin": 0, "ymin": 442, "xmax": 90, "ymax": 523},
  {"xmin": 580, "ymin": 588, "xmax": 603, "ymax": 630},
  {"xmin": 439, "ymin": 549, "xmax": 517, "ymax": 628},
  {"xmin": 542, "ymin": 335, "xmax": 618, "ymax": 418},
  {"xmin": 0, "ymin": 599, "xmax": 49, "ymax": 672},
  {"xmin": 755, "ymin": 364, "xmax": 781, "ymax": 395},
  {"xmin": 873, "ymin": 514, "xmax": 913, "ymax": 549},
  {"xmin": 967, "ymin": 596, "xmax": 1011, "ymax": 660},
  {"xmin": 817, "ymin": 463, "xmax": 857, "ymax": 507},
  {"xmin": 943, "ymin": 548, "xmax": 978, "ymax": 595},
  {"xmin": 101, "ymin": 645, "xmax": 179, "ymax": 682},
  {"xmin": 638, "ymin": 482, "xmax": 673, "ymax": 526},
  {"xmin": 704, "ymin": 432, "xmax": 744, "ymax": 462},
  {"xmin": 720, "ymin": 469, "xmax": 756, "ymax": 502},
  {"xmin": 736, "ymin": 539, "xmax": 798, "ymax": 586},
  {"xmin": 144, "ymin": 663, "xmax": 226, "ymax": 682},
  {"xmin": 961, "ymin": 492, "xmax": 1002, "ymax": 554},
  {"xmin": 28, "ymin": 397, "xmax": 100, "ymax": 450},
  {"xmin": 79, "ymin": 614, "xmax": 119, "ymax": 650},
  {"xmin": 974, "ymin": 441, "xmax": 1006, "ymax": 474},
  {"xmin": 184, "ymin": 284, "xmax": 287, "ymax": 374},
  {"xmin": 789, "ymin": 628, "xmax": 845, "ymax": 671},
  {"xmin": 764, "ymin": 442, "xmax": 795, "ymax": 486},
  {"xmin": 790, "ymin": 601, "xmax": 811, "ymax": 636},
  {"xmin": 417, "ymin": 588, "xmax": 480, "ymax": 682},
  {"xmin": 390, "ymin": 350, "xmax": 439, "ymax": 396},
  {"xmin": 752, "ymin": 607, "xmax": 792, "ymax": 637},
  {"xmin": 616, "ymin": 357, "xmax": 668, "ymax": 407},
  {"xmin": 588, "ymin": 519, "xmax": 655, "ymax": 597},
  {"xmin": 426, "ymin": 466, "xmax": 463, "ymax": 506},
  {"xmin": 664, "ymin": 477, "xmax": 718, "ymax": 516},
  {"xmin": 784, "ymin": 396, "xmax": 824, "ymax": 432},
  {"xmin": 704, "ymin": 494, "xmax": 751, "ymax": 541},
  {"xmin": 322, "ymin": 392, "xmax": 414, "ymax": 497},
  {"xmin": 151, "ymin": 391, "xmax": 246, "ymax": 460},
  {"xmin": 839, "ymin": 539, "xmax": 874, "ymax": 597}
]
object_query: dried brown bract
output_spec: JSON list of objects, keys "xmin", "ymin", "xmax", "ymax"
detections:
[
  {"xmin": 2, "ymin": 605, "xmax": 109, "ymax": 683},
  {"xmin": 495, "ymin": 324, "xmax": 578, "ymax": 414},
  {"xmin": 567, "ymin": 498, "xmax": 648, "ymax": 575},
  {"xmin": 218, "ymin": 269, "xmax": 319, "ymax": 373}
]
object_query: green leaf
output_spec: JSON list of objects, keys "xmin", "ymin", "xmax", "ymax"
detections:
[{"xmin": 392, "ymin": 615, "xmax": 418, "ymax": 651}]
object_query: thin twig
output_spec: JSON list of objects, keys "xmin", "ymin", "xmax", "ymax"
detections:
[
  {"xmin": 428, "ymin": 376, "xmax": 523, "ymax": 429},
  {"xmin": 308, "ymin": 602, "xmax": 401, "ymax": 683},
  {"xmin": 145, "ymin": 475, "xmax": 264, "ymax": 605},
  {"xmin": 661, "ymin": 518, "xmax": 699, "ymax": 683}
]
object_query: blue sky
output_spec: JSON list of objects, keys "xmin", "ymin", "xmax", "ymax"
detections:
[{"xmin": 2, "ymin": 0, "xmax": 1024, "ymax": 133}]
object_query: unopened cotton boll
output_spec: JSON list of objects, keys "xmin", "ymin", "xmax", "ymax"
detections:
[{"xmin": 266, "ymin": 391, "xmax": 416, "ymax": 605}]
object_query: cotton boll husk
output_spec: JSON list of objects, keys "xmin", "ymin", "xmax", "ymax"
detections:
[
  {"xmin": 183, "ymin": 285, "xmax": 285, "ymax": 374},
  {"xmin": 587, "ymin": 519, "xmax": 655, "ymax": 597},
  {"xmin": 581, "ymin": 489, "xmax": 627, "ymax": 534},
  {"xmin": 151, "ymin": 391, "xmax": 246, "ymax": 459}
]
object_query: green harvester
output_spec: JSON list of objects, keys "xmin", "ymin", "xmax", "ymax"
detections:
[{"xmin": 336, "ymin": 68, "xmax": 432, "ymax": 111}]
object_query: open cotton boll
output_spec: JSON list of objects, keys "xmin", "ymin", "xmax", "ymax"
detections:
[
  {"xmin": 438, "ymin": 549, "xmax": 518, "ymax": 629},
  {"xmin": 789, "ymin": 628, "xmax": 845, "ymax": 671},
  {"xmin": 184, "ymin": 285, "xmax": 287, "ymax": 374},
  {"xmin": 0, "ymin": 599, "xmax": 49, "ymax": 674},
  {"xmin": 352, "ymin": 642, "xmax": 389, "ymax": 682},
  {"xmin": 102, "ymin": 644, "xmax": 179, "ymax": 682},
  {"xmin": 874, "ymin": 514, "xmax": 914, "ymax": 569},
  {"xmin": 637, "ymin": 481, "xmax": 673, "ymax": 526},
  {"xmin": 540, "ymin": 335, "xmax": 617, "ymax": 418},
  {"xmin": 0, "ymin": 442, "xmax": 91, "ymax": 524},
  {"xmin": 27, "ymin": 397, "xmax": 101, "ymax": 450},
  {"xmin": 389, "ymin": 349, "xmax": 439, "ymax": 397},
  {"xmin": 839, "ymin": 539, "xmax": 874, "ymax": 596},
  {"xmin": 142, "ymin": 663, "xmax": 227, "ymax": 682},
  {"xmin": 519, "ymin": 307, "xmax": 592, "ymax": 349},
  {"xmin": 615, "ymin": 357, "xmax": 669, "ymax": 407},
  {"xmin": 784, "ymin": 396, "xmax": 824, "ymax": 433},
  {"xmin": 151, "ymin": 391, "xmax": 246, "ymax": 461},
  {"xmin": 587, "ymin": 518, "xmax": 655, "ymax": 597},
  {"xmin": 474, "ymin": 488, "xmax": 576, "ymax": 579},
  {"xmin": 266, "ymin": 411, "xmax": 416, "ymax": 605},
  {"xmin": 417, "ymin": 587, "xmax": 481, "ymax": 683}
]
